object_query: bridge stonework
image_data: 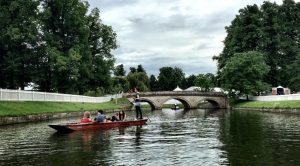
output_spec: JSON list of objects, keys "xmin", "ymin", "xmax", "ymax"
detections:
[{"xmin": 123, "ymin": 91, "xmax": 229, "ymax": 110}]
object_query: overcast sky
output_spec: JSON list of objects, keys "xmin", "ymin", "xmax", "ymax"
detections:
[{"xmin": 87, "ymin": 0, "xmax": 292, "ymax": 77}]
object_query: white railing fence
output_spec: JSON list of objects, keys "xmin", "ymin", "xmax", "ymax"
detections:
[
  {"xmin": 239, "ymin": 94, "xmax": 300, "ymax": 101},
  {"xmin": 0, "ymin": 88, "xmax": 122, "ymax": 103}
]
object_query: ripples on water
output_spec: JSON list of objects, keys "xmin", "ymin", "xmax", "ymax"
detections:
[{"xmin": 1, "ymin": 109, "xmax": 300, "ymax": 166}]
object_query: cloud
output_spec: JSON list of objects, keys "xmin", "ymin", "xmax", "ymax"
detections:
[{"xmin": 87, "ymin": 0, "xmax": 292, "ymax": 77}]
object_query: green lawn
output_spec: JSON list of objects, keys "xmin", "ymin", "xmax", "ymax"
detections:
[
  {"xmin": 0, "ymin": 99, "xmax": 126, "ymax": 117},
  {"xmin": 230, "ymin": 99, "xmax": 300, "ymax": 109}
]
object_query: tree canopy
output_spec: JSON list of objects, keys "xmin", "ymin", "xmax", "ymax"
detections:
[
  {"xmin": 114, "ymin": 64, "xmax": 126, "ymax": 76},
  {"xmin": 213, "ymin": 0, "xmax": 300, "ymax": 90},
  {"xmin": 220, "ymin": 51, "xmax": 270, "ymax": 98},
  {"xmin": 0, "ymin": 0, "xmax": 117, "ymax": 95}
]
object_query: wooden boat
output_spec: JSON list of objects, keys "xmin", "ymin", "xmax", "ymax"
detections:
[
  {"xmin": 171, "ymin": 107, "xmax": 180, "ymax": 110},
  {"xmin": 49, "ymin": 119, "xmax": 147, "ymax": 132}
]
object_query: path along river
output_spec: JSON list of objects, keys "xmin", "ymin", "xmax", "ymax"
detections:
[{"xmin": 1, "ymin": 108, "xmax": 300, "ymax": 166}]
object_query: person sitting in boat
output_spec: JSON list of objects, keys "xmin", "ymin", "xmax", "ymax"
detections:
[
  {"xmin": 95, "ymin": 110, "xmax": 107, "ymax": 123},
  {"xmin": 175, "ymin": 104, "xmax": 179, "ymax": 109},
  {"xmin": 80, "ymin": 111, "xmax": 93, "ymax": 124},
  {"xmin": 119, "ymin": 110, "xmax": 127, "ymax": 121},
  {"xmin": 111, "ymin": 113, "xmax": 120, "ymax": 122}
]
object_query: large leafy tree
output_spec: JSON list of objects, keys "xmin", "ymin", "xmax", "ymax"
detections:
[
  {"xmin": 0, "ymin": 0, "xmax": 40, "ymax": 89},
  {"xmin": 214, "ymin": 0, "xmax": 300, "ymax": 88},
  {"xmin": 36, "ymin": 3, "xmax": 117, "ymax": 94},
  {"xmin": 194, "ymin": 74, "xmax": 214, "ymax": 92},
  {"xmin": 126, "ymin": 72, "xmax": 150, "ymax": 92},
  {"xmin": 149, "ymin": 74, "xmax": 158, "ymax": 91},
  {"xmin": 129, "ymin": 67, "xmax": 136, "ymax": 73},
  {"xmin": 110, "ymin": 76, "xmax": 129, "ymax": 93},
  {"xmin": 157, "ymin": 67, "xmax": 185, "ymax": 91},
  {"xmin": 137, "ymin": 64, "xmax": 146, "ymax": 73},
  {"xmin": 38, "ymin": 0, "xmax": 89, "ymax": 93},
  {"xmin": 114, "ymin": 64, "xmax": 126, "ymax": 76},
  {"xmin": 221, "ymin": 51, "xmax": 270, "ymax": 98},
  {"xmin": 213, "ymin": 4, "xmax": 261, "ymax": 71},
  {"xmin": 87, "ymin": 8, "xmax": 117, "ymax": 94},
  {"xmin": 287, "ymin": 53, "xmax": 300, "ymax": 92}
]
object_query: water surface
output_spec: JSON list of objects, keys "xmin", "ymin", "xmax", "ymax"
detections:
[{"xmin": 1, "ymin": 109, "xmax": 300, "ymax": 166}]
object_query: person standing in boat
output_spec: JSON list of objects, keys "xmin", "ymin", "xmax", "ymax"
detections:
[
  {"xmin": 80, "ymin": 111, "xmax": 93, "ymax": 124},
  {"xmin": 133, "ymin": 87, "xmax": 143, "ymax": 120},
  {"xmin": 95, "ymin": 110, "xmax": 107, "ymax": 123}
]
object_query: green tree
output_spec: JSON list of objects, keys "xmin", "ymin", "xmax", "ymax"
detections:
[
  {"xmin": 205, "ymin": 73, "xmax": 216, "ymax": 87},
  {"xmin": 137, "ymin": 64, "xmax": 146, "ymax": 73},
  {"xmin": 114, "ymin": 64, "xmax": 126, "ymax": 76},
  {"xmin": 0, "ymin": 0, "xmax": 40, "ymax": 89},
  {"xmin": 157, "ymin": 67, "xmax": 175, "ymax": 91},
  {"xmin": 220, "ymin": 51, "xmax": 270, "ymax": 99},
  {"xmin": 214, "ymin": 0, "xmax": 300, "ymax": 88},
  {"xmin": 194, "ymin": 74, "xmax": 214, "ymax": 92},
  {"xmin": 110, "ymin": 76, "xmax": 129, "ymax": 93},
  {"xmin": 150, "ymin": 74, "xmax": 158, "ymax": 91},
  {"xmin": 87, "ymin": 8, "xmax": 117, "ymax": 94},
  {"xmin": 126, "ymin": 72, "xmax": 150, "ymax": 92},
  {"xmin": 157, "ymin": 67, "xmax": 185, "ymax": 91},
  {"xmin": 38, "ymin": 0, "xmax": 89, "ymax": 93},
  {"xmin": 181, "ymin": 74, "xmax": 197, "ymax": 89},
  {"xmin": 287, "ymin": 53, "xmax": 300, "ymax": 92},
  {"xmin": 276, "ymin": 0, "xmax": 300, "ymax": 87},
  {"xmin": 129, "ymin": 67, "xmax": 136, "ymax": 73},
  {"xmin": 213, "ymin": 4, "xmax": 261, "ymax": 72}
]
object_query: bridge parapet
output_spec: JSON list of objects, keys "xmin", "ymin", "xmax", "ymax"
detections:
[
  {"xmin": 123, "ymin": 91, "xmax": 229, "ymax": 110},
  {"xmin": 123, "ymin": 91, "xmax": 226, "ymax": 98}
]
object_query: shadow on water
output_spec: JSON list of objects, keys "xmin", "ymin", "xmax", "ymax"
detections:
[{"xmin": 218, "ymin": 109, "xmax": 300, "ymax": 166}]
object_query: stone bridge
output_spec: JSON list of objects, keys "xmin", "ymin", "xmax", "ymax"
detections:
[{"xmin": 123, "ymin": 91, "xmax": 229, "ymax": 110}]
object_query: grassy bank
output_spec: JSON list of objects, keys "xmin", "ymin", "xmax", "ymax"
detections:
[
  {"xmin": 230, "ymin": 99, "xmax": 300, "ymax": 109},
  {"xmin": 0, "ymin": 98, "xmax": 130, "ymax": 117}
]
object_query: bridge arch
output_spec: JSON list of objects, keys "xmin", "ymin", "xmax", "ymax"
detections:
[
  {"xmin": 161, "ymin": 97, "xmax": 192, "ymax": 109},
  {"xmin": 196, "ymin": 98, "xmax": 222, "ymax": 109},
  {"xmin": 140, "ymin": 98, "xmax": 156, "ymax": 110}
]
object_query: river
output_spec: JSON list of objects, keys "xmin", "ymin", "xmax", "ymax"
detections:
[{"xmin": 1, "ymin": 109, "xmax": 300, "ymax": 166}]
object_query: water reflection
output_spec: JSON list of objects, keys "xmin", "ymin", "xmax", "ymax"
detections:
[{"xmin": 1, "ymin": 109, "xmax": 300, "ymax": 165}]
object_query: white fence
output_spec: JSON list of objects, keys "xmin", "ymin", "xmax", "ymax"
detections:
[
  {"xmin": 240, "ymin": 94, "xmax": 300, "ymax": 101},
  {"xmin": 0, "ymin": 88, "xmax": 122, "ymax": 103}
]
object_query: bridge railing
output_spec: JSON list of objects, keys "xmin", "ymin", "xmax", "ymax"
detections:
[
  {"xmin": 0, "ymin": 88, "xmax": 122, "ymax": 103},
  {"xmin": 123, "ymin": 91, "xmax": 225, "ymax": 97}
]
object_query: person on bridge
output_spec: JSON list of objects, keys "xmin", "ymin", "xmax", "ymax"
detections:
[{"xmin": 133, "ymin": 87, "xmax": 143, "ymax": 120}]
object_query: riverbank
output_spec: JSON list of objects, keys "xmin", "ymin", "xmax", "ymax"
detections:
[
  {"xmin": 230, "ymin": 99, "xmax": 300, "ymax": 113},
  {"xmin": 0, "ymin": 98, "xmax": 132, "ymax": 117},
  {"xmin": 0, "ymin": 99, "xmax": 132, "ymax": 125},
  {"xmin": 230, "ymin": 99, "xmax": 300, "ymax": 109}
]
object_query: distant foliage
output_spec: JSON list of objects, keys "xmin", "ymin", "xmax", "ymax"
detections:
[
  {"xmin": 194, "ymin": 74, "xmax": 215, "ymax": 92},
  {"xmin": 213, "ymin": 0, "xmax": 300, "ymax": 90},
  {"xmin": 114, "ymin": 64, "xmax": 126, "ymax": 76},
  {"xmin": 0, "ymin": 0, "xmax": 117, "ymax": 95},
  {"xmin": 157, "ymin": 67, "xmax": 185, "ymax": 91}
]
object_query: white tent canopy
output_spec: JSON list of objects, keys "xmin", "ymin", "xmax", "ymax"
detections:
[{"xmin": 173, "ymin": 85, "xmax": 183, "ymax": 91}]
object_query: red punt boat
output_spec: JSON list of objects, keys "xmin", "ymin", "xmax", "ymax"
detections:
[{"xmin": 48, "ymin": 119, "xmax": 147, "ymax": 132}]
